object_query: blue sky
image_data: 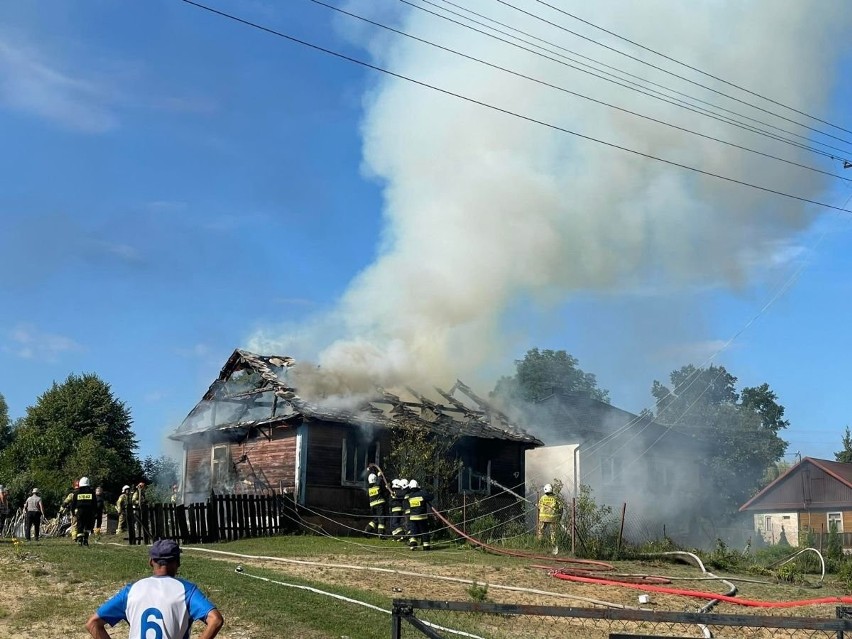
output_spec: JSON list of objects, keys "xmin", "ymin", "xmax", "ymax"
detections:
[{"xmin": 1, "ymin": 0, "xmax": 851, "ymax": 464}]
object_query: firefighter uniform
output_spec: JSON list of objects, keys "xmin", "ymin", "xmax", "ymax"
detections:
[
  {"xmin": 61, "ymin": 482, "xmax": 79, "ymax": 539},
  {"xmin": 389, "ymin": 480, "xmax": 406, "ymax": 540},
  {"xmin": 72, "ymin": 478, "xmax": 97, "ymax": 546},
  {"xmin": 537, "ymin": 486, "xmax": 562, "ymax": 545},
  {"xmin": 406, "ymin": 481, "xmax": 433, "ymax": 550},
  {"xmin": 365, "ymin": 473, "xmax": 388, "ymax": 537},
  {"xmin": 116, "ymin": 486, "xmax": 131, "ymax": 533}
]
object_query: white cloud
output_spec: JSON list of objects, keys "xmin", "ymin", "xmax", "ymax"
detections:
[
  {"xmin": 5, "ymin": 323, "xmax": 83, "ymax": 361},
  {"xmin": 0, "ymin": 34, "xmax": 118, "ymax": 132}
]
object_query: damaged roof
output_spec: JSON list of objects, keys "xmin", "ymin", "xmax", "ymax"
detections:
[{"xmin": 171, "ymin": 349, "xmax": 543, "ymax": 446}]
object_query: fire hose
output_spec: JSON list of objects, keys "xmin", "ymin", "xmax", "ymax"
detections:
[
  {"xmin": 431, "ymin": 508, "xmax": 614, "ymax": 569},
  {"xmin": 550, "ymin": 572, "xmax": 852, "ymax": 608}
]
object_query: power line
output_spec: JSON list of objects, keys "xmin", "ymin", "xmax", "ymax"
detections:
[
  {"xmin": 178, "ymin": 0, "xmax": 852, "ymax": 214},
  {"xmin": 416, "ymin": 0, "xmax": 852, "ymax": 164},
  {"xmin": 529, "ymin": 0, "xmax": 852, "ymax": 136},
  {"xmin": 497, "ymin": 0, "xmax": 852, "ymax": 147},
  {"xmin": 353, "ymin": 0, "xmax": 852, "ymax": 182}
]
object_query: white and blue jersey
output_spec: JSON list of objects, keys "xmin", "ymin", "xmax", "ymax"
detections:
[{"xmin": 97, "ymin": 575, "xmax": 216, "ymax": 639}]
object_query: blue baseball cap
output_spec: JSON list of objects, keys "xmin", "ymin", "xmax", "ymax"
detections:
[{"xmin": 149, "ymin": 539, "xmax": 181, "ymax": 562}]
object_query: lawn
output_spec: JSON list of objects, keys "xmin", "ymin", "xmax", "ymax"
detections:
[{"xmin": 1, "ymin": 534, "xmax": 849, "ymax": 638}]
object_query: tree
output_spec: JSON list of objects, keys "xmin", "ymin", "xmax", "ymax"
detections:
[
  {"xmin": 0, "ymin": 373, "xmax": 142, "ymax": 510},
  {"xmin": 0, "ymin": 393, "xmax": 12, "ymax": 451},
  {"xmin": 652, "ymin": 364, "xmax": 788, "ymax": 518},
  {"xmin": 385, "ymin": 423, "xmax": 460, "ymax": 505},
  {"xmin": 142, "ymin": 455, "xmax": 180, "ymax": 502},
  {"xmin": 836, "ymin": 427, "xmax": 852, "ymax": 464},
  {"xmin": 492, "ymin": 348, "xmax": 609, "ymax": 404}
]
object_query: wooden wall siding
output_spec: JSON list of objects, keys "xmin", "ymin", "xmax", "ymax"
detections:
[
  {"xmin": 756, "ymin": 464, "xmax": 852, "ymax": 509},
  {"xmin": 185, "ymin": 445, "xmax": 209, "ymax": 497},
  {"xmin": 237, "ymin": 428, "xmax": 298, "ymax": 492},
  {"xmin": 799, "ymin": 510, "xmax": 852, "ymax": 534}
]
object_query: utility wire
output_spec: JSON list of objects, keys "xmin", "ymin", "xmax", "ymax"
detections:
[
  {"xmin": 529, "ymin": 0, "xmax": 852, "ymax": 136},
  {"xmin": 499, "ymin": 0, "xmax": 852, "ymax": 146},
  {"xmin": 329, "ymin": 0, "xmax": 851, "ymax": 181},
  {"xmin": 178, "ymin": 0, "xmax": 852, "ymax": 213},
  {"xmin": 415, "ymin": 0, "xmax": 852, "ymax": 164}
]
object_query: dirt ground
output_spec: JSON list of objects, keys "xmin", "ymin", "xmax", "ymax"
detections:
[{"xmin": 0, "ymin": 540, "xmax": 843, "ymax": 639}]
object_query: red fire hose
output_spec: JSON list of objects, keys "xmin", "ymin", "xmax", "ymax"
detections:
[
  {"xmin": 431, "ymin": 508, "xmax": 614, "ymax": 570},
  {"xmin": 551, "ymin": 572, "xmax": 852, "ymax": 608}
]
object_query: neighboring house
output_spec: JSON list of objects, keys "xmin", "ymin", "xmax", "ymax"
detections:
[
  {"xmin": 740, "ymin": 457, "xmax": 852, "ymax": 549},
  {"xmin": 525, "ymin": 391, "xmax": 707, "ymax": 542},
  {"xmin": 170, "ymin": 350, "xmax": 542, "ymax": 531}
]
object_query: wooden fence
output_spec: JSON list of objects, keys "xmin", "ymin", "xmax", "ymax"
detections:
[{"xmin": 127, "ymin": 492, "xmax": 298, "ymax": 545}]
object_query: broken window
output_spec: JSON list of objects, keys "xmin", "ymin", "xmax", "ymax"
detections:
[
  {"xmin": 458, "ymin": 460, "xmax": 491, "ymax": 495},
  {"xmin": 211, "ymin": 444, "xmax": 233, "ymax": 491},
  {"xmin": 341, "ymin": 437, "xmax": 380, "ymax": 486}
]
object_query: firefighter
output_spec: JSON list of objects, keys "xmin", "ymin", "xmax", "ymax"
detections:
[
  {"xmin": 94, "ymin": 486, "xmax": 105, "ymax": 534},
  {"xmin": 405, "ymin": 480, "xmax": 433, "ymax": 551},
  {"xmin": 116, "ymin": 485, "xmax": 131, "ymax": 533},
  {"xmin": 72, "ymin": 476, "xmax": 97, "ymax": 546},
  {"xmin": 364, "ymin": 469, "xmax": 388, "ymax": 538},
  {"xmin": 388, "ymin": 479, "xmax": 406, "ymax": 540},
  {"xmin": 132, "ymin": 481, "xmax": 147, "ymax": 539},
  {"xmin": 536, "ymin": 483, "xmax": 562, "ymax": 548},
  {"xmin": 60, "ymin": 479, "xmax": 79, "ymax": 539},
  {"xmin": 398, "ymin": 478, "xmax": 410, "ymax": 542}
]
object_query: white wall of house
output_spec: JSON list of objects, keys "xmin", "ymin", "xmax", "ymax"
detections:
[
  {"xmin": 526, "ymin": 444, "xmax": 580, "ymax": 498},
  {"xmin": 754, "ymin": 512, "xmax": 799, "ymax": 546}
]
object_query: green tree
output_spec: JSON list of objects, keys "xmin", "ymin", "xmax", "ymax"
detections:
[
  {"xmin": 0, "ymin": 393, "xmax": 12, "ymax": 451},
  {"xmin": 385, "ymin": 423, "xmax": 460, "ymax": 505},
  {"xmin": 0, "ymin": 373, "xmax": 142, "ymax": 510},
  {"xmin": 142, "ymin": 455, "xmax": 180, "ymax": 502},
  {"xmin": 652, "ymin": 364, "xmax": 788, "ymax": 518},
  {"xmin": 492, "ymin": 348, "xmax": 609, "ymax": 404},
  {"xmin": 836, "ymin": 427, "xmax": 852, "ymax": 464}
]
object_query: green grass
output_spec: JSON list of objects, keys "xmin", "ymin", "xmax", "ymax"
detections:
[{"xmin": 3, "ymin": 539, "xmax": 394, "ymax": 638}]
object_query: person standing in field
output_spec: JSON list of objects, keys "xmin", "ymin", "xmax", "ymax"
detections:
[
  {"xmin": 0, "ymin": 485, "xmax": 9, "ymax": 536},
  {"xmin": 85, "ymin": 539, "xmax": 224, "ymax": 639},
  {"xmin": 536, "ymin": 483, "xmax": 563, "ymax": 548},
  {"xmin": 24, "ymin": 488, "xmax": 45, "ymax": 541},
  {"xmin": 116, "ymin": 485, "xmax": 131, "ymax": 534}
]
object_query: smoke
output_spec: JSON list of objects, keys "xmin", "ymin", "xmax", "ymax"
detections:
[{"xmin": 249, "ymin": 0, "xmax": 851, "ymax": 389}]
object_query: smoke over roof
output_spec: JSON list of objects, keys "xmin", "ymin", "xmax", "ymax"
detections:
[{"xmin": 249, "ymin": 0, "xmax": 852, "ymax": 389}]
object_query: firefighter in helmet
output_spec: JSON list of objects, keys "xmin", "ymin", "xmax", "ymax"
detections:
[
  {"xmin": 60, "ymin": 479, "xmax": 79, "ymax": 539},
  {"xmin": 405, "ymin": 480, "xmax": 433, "ymax": 551},
  {"xmin": 388, "ymin": 479, "xmax": 406, "ymax": 540},
  {"xmin": 72, "ymin": 476, "xmax": 97, "ymax": 546},
  {"xmin": 536, "ymin": 483, "xmax": 563, "ymax": 547},
  {"xmin": 116, "ymin": 485, "xmax": 131, "ymax": 533},
  {"xmin": 364, "ymin": 465, "xmax": 388, "ymax": 538}
]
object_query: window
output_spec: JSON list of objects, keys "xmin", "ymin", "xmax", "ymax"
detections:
[
  {"xmin": 763, "ymin": 515, "xmax": 772, "ymax": 531},
  {"xmin": 828, "ymin": 512, "xmax": 843, "ymax": 533},
  {"xmin": 458, "ymin": 460, "xmax": 491, "ymax": 495},
  {"xmin": 341, "ymin": 437, "xmax": 380, "ymax": 486},
  {"xmin": 600, "ymin": 456, "xmax": 621, "ymax": 485},
  {"xmin": 211, "ymin": 445, "xmax": 232, "ymax": 490}
]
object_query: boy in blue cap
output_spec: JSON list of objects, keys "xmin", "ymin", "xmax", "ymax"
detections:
[{"xmin": 85, "ymin": 539, "xmax": 224, "ymax": 639}]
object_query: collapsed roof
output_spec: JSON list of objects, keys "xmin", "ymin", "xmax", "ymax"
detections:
[{"xmin": 171, "ymin": 349, "xmax": 543, "ymax": 446}]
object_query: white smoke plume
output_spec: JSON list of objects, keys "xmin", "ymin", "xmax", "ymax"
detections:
[{"xmin": 249, "ymin": 0, "xmax": 851, "ymax": 389}]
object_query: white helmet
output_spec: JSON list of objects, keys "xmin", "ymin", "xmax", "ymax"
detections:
[
  {"xmin": 79, "ymin": 477, "xmax": 91, "ymax": 487},
  {"xmin": 122, "ymin": 485, "xmax": 131, "ymax": 492},
  {"xmin": 543, "ymin": 483, "xmax": 553, "ymax": 494},
  {"xmin": 367, "ymin": 473, "xmax": 378, "ymax": 484},
  {"xmin": 391, "ymin": 479, "xmax": 400, "ymax": 489},
  {"xmin": 399, "ymin": 479, "xmax": 409, "ymax": 489},
  {"xmin": 408, "ymin": 479, "xmax": 419, "ymax": 490}
]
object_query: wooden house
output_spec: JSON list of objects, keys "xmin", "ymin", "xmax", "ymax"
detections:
[
  {"xmin": 170, "ymin": 350, "xmax": 543, "ymax": 531},
  {"xmin": 740, "ymin": 457, "xmax": 852, "ymax": 549}
]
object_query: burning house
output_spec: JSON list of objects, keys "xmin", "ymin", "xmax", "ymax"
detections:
[{"xmin": 170, "ymin": 350, "xmax": 543, "ymax": 529}]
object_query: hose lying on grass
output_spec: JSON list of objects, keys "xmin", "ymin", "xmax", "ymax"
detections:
[
  {"xmin": 550, "ymin": 572, "xmax": 852, "ymax": 608},
  {"xmin": 431, "ymin": 508, "xmax": 614, "ymax": 570},
  {"xmin": 233, "ymin": 565, "xmax": 485, "ymax": 639}
]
